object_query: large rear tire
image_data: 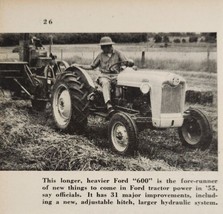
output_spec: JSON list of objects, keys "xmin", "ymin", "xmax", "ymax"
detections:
[
  {"xmin": 178, "ymin": 108, "xmax": 212, "ymax": 150},
  {"xmin": 52, "ymin": 71, "xmax": 90, "ymax": 133},
  {"xmin": 108, "ymin": 112, "xmax": 138, "ymax": 155}
]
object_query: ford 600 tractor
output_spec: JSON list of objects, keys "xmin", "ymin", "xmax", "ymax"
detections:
[
  {"xmin": 51, "ymin": 61, "xmax": 213, "ymax": 155},
  {"xmin": 0, "ymin": 34, "xmax": 213, "ymax": 155}
]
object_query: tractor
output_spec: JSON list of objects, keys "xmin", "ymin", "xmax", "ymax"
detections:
[
  {"xmin": 51, "ymin": 61, "xmax": 213, "ymax": 155},
  {"xmin": 0, "ymin": 34, "xmax": 213, "ymax": 155}
]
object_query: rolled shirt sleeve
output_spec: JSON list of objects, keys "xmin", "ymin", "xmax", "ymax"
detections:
[{"xmin": 118, "ymin": 50, "xmax": 128, "ymax": 61}]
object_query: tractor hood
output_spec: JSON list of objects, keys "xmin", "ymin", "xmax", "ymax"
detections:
[{"xmin": 117, "ymin": 67, "xmax": 185, "ymax": 87}]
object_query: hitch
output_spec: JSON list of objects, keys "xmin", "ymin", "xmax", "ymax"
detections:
[{"xmin": 13, "ymin": 78, "xmax": 34, "ymax": 99}]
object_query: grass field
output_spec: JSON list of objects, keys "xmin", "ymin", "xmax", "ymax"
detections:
[
  {"xmin": 0, "ymin": 43, "xmax": 217, "ymax": 72},
  {"xmin": 0, "ymin": 43, "xmax": 218, "ymax": 171}
]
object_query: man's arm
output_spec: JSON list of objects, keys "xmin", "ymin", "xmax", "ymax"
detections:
[
  {"xmin": 118, "ymin": 50, "xmax": 128, "ymax": 62},
  {"xmin": 117, "ymin": 50, "xmax": 135, "ymax": 67},
  {"xmin": 78, "ymin": 65, "xmax": 94, "ymax": 70},
  {"xmin": 75, "ymin": 53, "xmax": 101, "ymax": 70}
]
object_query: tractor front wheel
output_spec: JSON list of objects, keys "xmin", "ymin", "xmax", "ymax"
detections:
[
  {"xmin": 178, "ymin": 108, "xmax": 213, "ymax": 150},
  {"xmin": 108, "ymin": 112, "xmax": 138, "ymax": 155}
]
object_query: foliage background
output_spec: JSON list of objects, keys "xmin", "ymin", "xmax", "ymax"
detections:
[{"xmin": 0, "ymin": 33, "xmax": 216, "ymax": 46}]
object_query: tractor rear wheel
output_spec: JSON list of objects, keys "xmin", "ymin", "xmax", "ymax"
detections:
[
  {"xmin": 52, "ymin": 71, "xmax": 90, "ymax": 133},
  {"xmin": 108, "ymin": 112, "xmax": 138, "ymax": 155},
  {"xmin": 178, "ymin": 108, "xmax": 212, "ymax": 150}
]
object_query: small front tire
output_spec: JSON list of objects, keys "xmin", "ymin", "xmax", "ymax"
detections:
[
  {"xmin": 178, "ymin": 108, "xmax": 212, "ymax": 150},
  {"xmin": 108, "ymin": 112, "xmax": 138, "ymax": 155}
]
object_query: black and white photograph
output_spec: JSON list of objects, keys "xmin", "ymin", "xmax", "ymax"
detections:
[
  {"xmin": 0, "ymin": 0, "xmax": 222, "ymax": 214},
  {"xmin": 0, "ymin": 32, "xmax": 217, "ymax": 171}
]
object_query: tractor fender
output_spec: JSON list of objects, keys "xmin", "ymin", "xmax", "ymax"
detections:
[
  {"xmin": 65, "ymin": 65, "xmax": 95, "ymax": 92},
  {"xmin": 56, "ymin": 60, "xmax": 69, "ymax": 68}
]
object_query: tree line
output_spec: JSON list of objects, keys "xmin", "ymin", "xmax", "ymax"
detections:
[
  {"xmin": 0, "ymin": 33, "xmax": 148, "ymax": 46},
  {"xmin": 0, "ymin": 33, "xmax": 216, "ymax": 46}
]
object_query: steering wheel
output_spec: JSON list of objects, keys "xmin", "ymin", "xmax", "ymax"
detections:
[{"xmin": 108, "ymin": 61, "xmax": 130, "ymax": 73}]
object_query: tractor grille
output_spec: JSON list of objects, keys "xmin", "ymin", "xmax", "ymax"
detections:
[{"xmin": 161, "ymin": 84, "xmax": 183, "ymax": 113}]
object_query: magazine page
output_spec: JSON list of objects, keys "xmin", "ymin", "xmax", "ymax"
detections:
[{"xmin": 0, "ymin": 0, "xmax": 222, "ymax": 213}]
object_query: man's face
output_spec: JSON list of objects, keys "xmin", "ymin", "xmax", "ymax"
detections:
[{"xmin": 101, "ymin": 45, "xmax": 112, "ymax": 54}]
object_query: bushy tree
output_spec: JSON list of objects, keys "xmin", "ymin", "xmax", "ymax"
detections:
[
  {"xmin": 189, "ymin": 36, "xmax": 198, "ymax": 43},
  {"xmin": 163, "ymin": 35, "xmax": 170, "ymax": 43},
  {"xmin": 169, "ymin": 33, "xmax": 184, "ymax": 36},
  {"xmin": 154, "ymin": 34, "xmax": 162, "ymax": 43},
  {"xmin": 201, "ymin": 33, "xmax": 216, "ymax": 43},
  {"xmin": 186, "ymin": 33, "xmax": 196, "ymax": 36},
  {"xmin": 173, "ymin": 38, "xmax": 181, "ymax": 43},
  {"xmin": 0, "ymin": 34, "xmax": 3, "ymax": 46},
  {"xmin": 0, "ymin": 33, "xmax": 20, "ymax": 46}
]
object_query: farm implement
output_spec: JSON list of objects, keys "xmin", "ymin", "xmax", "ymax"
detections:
[{"xmin": 0, "ymin": 34, "xmax": 68, "ymax": 110}]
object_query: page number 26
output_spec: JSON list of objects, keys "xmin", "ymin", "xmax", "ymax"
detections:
[{"xmin": 43, "ymin": 19, "xmax": 53, "ymax": 24}]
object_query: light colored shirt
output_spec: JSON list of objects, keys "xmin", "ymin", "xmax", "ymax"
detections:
[{"xmin": 91, "ymin": 49, "xmax": 127, "ymax": 73}]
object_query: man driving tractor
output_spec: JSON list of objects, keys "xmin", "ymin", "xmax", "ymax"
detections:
[{"xmin": 78, "ymin": 36, "xmax": 133, "ymax": 116}]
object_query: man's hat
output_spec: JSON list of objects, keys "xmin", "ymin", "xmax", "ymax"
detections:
[{"xmin": 99, "ymin": 36, "xmax": 115, "ymax": 46}]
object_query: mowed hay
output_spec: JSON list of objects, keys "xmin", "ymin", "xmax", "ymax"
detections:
[
  {"xmin": 0, "ymin": 99, "xmax": 178, "ymax": 171},
  {"xmin": 0, "ymin": 88, "xmax": 13, "ymax": 99},
  {"xmin": 0, "ymin": 96, "xmax": 218, "ymax": 171},
  {"xmin": 41, "ymin": 140, "xmax": 178, "ymax": 171},
  {"xmin": 186, "ymin": 90, "xmax": 214, "ymax": 105}
]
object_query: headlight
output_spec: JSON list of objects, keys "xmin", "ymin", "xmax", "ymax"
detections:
[
  {"xmin": 169, "ymin": 75, "xmax": 180, "ymax": 86},
  {"xmin": 140, "ymin": 83, "xmax": 150, "ymax": 94}
]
